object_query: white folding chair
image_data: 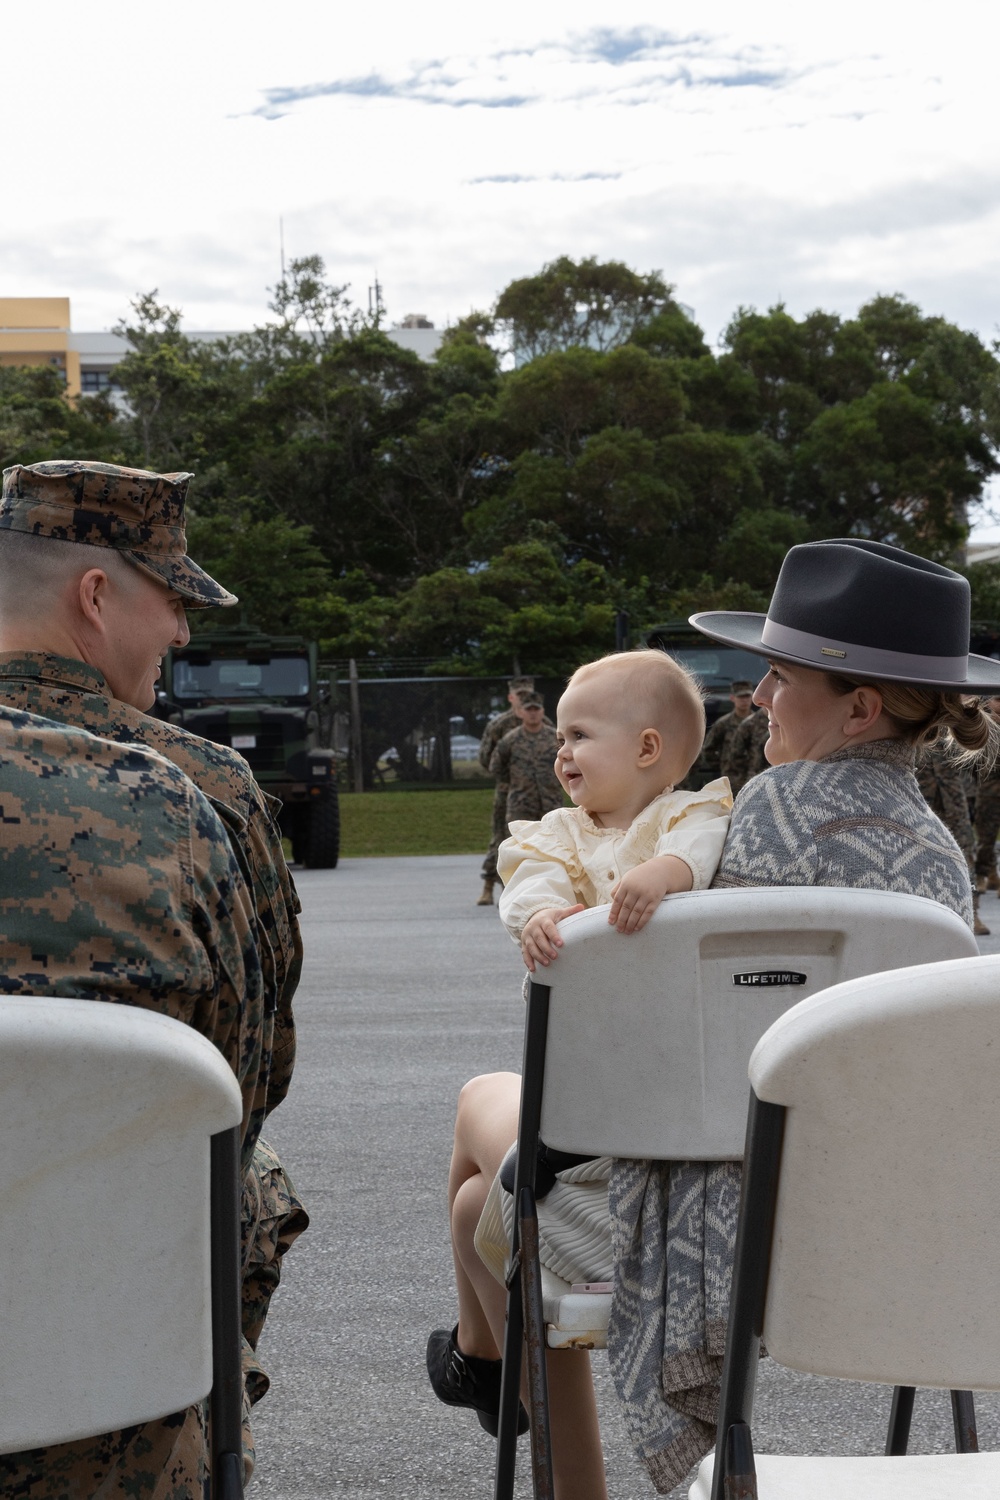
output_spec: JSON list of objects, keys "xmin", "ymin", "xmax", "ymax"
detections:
[
  {"xmin": 694, "ymin": 952, "xmax": 1000, "ymax": 1500},
  {"xmin": 0, "ymin": 997, "xmax": 245, "ymax": 1498},
  {"xmin": 493, "ymin": 886, "xmax": 979, "ymax": 1500}
]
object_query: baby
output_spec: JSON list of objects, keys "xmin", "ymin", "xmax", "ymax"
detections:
[{"xmin": 498, "ymin": 649, "xmax": 733, "ymax": 970}]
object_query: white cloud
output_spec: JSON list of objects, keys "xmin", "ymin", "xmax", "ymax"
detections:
[{"xmin": 0, "ymin": 0, "xmax": 996, "ymax": 354}]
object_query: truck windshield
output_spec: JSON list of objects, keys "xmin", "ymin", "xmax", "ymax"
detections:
[
  {"xmin": 657, "ymin": 644, "xmax": 765, "ymax": 689},
  {"xmin": 172, "ymin": 655, "xmax": 311, "ymax": 700}
]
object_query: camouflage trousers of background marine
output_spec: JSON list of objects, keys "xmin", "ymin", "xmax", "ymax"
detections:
[
  {"xmin": 974, "ymin": 783, "xmax": 1000, "ymax": 880},
  {"xmin": 0, "ymin": 1138, "xmax": 309, "ymax": 1500},
  {"xmin": 480, "ymin": 782, "xmax": 510, "ymax": 882}
]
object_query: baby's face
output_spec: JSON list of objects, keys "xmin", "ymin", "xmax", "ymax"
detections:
[{"xmin": 554, "ymin": 678, "xmax": 649, "ymax": 817}]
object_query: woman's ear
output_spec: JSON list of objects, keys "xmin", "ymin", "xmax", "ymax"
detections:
[
  {"xmin": 637, "ymin": 727, "xmax": 663, "ymax": 766},
  {"xmin": 842, "ymin": 684, "xmax": 885, "ymax": 738}
]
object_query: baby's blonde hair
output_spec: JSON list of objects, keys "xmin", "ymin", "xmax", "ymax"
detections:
[{"xmin": 565, "ymin": 649, "xmax": 706, "ymax": 778}]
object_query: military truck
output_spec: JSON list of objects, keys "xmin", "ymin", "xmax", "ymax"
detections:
[
  {"xmin": 159, "ymin": 629, "xmax": 340, "ymax": 868},
  {"xmin": 641, "ymin": 620, "xmax": 765, "ymax": 726}
]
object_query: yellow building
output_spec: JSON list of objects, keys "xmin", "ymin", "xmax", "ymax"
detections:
[
  {"xmin": 0, "ymin": 298, "xmax": 81, "ymax": 398},
  {"xmin": 0, "ymin": 297, "xmax": 444, "ymax": 403}
]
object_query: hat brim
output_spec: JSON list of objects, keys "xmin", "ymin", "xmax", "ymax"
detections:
[
  {"xmin": 128, "ymin": 550, "xmax": 238, "ymax": 609},
  {"xmin": 690, "ymin": 610, "xmax": 1000, "ymax": 695}
]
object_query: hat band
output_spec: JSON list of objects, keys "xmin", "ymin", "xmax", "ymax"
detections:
[
  {"xmin": 0, "ymin": 499, "xmax": 188, "ymax": 551},
  {"xmin": 760, "ymin": 619, "xmax": 968, "ymax": 686}
]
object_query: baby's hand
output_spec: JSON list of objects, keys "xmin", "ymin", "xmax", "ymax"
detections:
[
  {"xmin": 520, "ymin": 905, "xmax": 586, "ymax": 971},
  {"xmin": 608, "ymin": 856, "xmax": 693, "ymax": 934}
]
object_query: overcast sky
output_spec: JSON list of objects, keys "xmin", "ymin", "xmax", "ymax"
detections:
[
  {"xmin": 6, "ymin": 1, "xmax": 994, "ymax": 335},
  {"xmin": 6, "ymin": 1, "xmax": 999, "ymax": 520}
]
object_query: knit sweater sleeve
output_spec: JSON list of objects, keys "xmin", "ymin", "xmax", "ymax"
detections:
[{"xmin": 712, "ymin": 767, "xmax": 819, "ymax": 888}]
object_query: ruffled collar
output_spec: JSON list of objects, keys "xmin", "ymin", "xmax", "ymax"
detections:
[{"xmin": 574, "ymin": 786, "xmax": 686, "ymax": 838}]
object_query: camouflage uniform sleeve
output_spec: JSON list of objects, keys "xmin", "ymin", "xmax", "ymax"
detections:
[
  {"xmin": 185, "ymin": 787, "xmax": 267, "ymax": 1172},
  {"xmin": 726, "ymin": 714, "xmax": 754, "ymax": 791},
  {"xmin": 0, "ymin": 716, "xmax": 266, "ymax": 1176},
  {"xmin": 489, "ymin": 731, "xmax": 513, "ymax": 782},
  {"xmin": 479, "ymin": 716, "xmax": 504, "ymax": 772},
  {"xmin": 248, "ymin": 792, "xmax": 302, "ymax": 1115},
  {"xmin": 698, "ymin": 714, "xmax": 728, "ymax": 781},
  {"xmin": 921, "ymin": 746, "xmax": 975, "ymax": 862}
]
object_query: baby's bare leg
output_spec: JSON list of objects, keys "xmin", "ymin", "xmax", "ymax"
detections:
[{"xmin": 445, "ymin": 1071, "xmax": 609, "ymax": 1500}]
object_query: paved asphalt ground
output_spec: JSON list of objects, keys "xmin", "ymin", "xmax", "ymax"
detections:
[{"xmin": 251, "ymin": 856, "xmax": 1000, "ymax": 1498}]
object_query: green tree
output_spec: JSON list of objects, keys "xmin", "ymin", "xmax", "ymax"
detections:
[
  {"xmin": 92, "ymin": 260, "xmax": 1000, "ymax": 658},
  {"xmin": 315, "ymin": 537, "xmax": 651, "ymax": 678},
  {"xmin": 495, "ymin": 255, "xmax": 678, "ymax": 361},
  {"xmin": 0, "ymin": 366, "xmax": 122, "ymax": 470},
  {"xmin": 185, "ymin": 500, "xmax": 335, "ymax": 636}
]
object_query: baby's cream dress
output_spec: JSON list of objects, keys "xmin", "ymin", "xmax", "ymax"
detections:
[{"xmin": 475, "ymin": 779, "xmax": 733, "ymax": 1286}]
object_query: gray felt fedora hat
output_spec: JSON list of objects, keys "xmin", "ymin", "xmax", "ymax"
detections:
[{"xmin": 690, "ymin": 538, "xmax": 1000, "ymax": 693}]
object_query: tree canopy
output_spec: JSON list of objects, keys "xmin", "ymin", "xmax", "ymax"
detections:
[{"xmin": 4, "ymin": 256, "xmax": 998, "ymax": 676}]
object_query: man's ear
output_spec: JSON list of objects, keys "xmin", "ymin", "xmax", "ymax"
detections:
[
  {"xmin": 842, "ymin": 684, "xmax": 885, "ymax": 738},
  {"xmin": 78, "ymin": 568, "xmax": 111, "ymax": 633},
  {"xmin": 637, "ymin": 727, "xmax": 663, "ymax": 766}
]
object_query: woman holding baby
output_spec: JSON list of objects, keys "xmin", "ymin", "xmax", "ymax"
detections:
[{"xmin": 427, "ymin": 538, "xmax": 1000, "ymax": 1499}]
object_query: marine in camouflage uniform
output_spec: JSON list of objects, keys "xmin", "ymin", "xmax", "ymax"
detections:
[
  {"xmin": 974, "ymin": 697, "xmax": 1000, "ymax": 891},
  {"xmin": 697, "ymin": 681, "xmax": 754, "ymax": 786},
  {"xmin": 477, "ymin": 677, "xmax": 549, "ymax": 904},
  {"xmin": 915, "ymin": 737, "xmax": 987, "ymax": 934},
  {"xmin": 0, "ymin": 460, "xmax": 308, "ymax": 1488},
  {"xmin": 489, "ymin": 699, "xmax": 562, "ymax": 824},
  {"xmin": 0, "ymin": 703, "xmax": 264, "ymax": 1499},
  {"xmin": 727, "ymin": 706, "xmax": 771, "ymax": 792}
]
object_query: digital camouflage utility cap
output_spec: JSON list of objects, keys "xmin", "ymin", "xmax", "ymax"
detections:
[{"xmin": 0, "ymin": 460, "xmax": 237, "ymax": 608}]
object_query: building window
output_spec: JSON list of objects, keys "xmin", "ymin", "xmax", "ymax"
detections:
[{"xmin": 80, "ymin": 369, "xmax": 113, "ymax": 393}]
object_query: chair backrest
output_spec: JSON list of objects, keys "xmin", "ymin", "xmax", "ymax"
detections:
[
  {"xmin": 538, "ymin": 887, "xmax": 977, "ymax": 1159},
  {"xmin": 0, "ymin": 997, "xmax": 243, "ymax": 1454},
  {"xmin": 749, "ymin": 952, "xmax": 1000, "ymax": 1391}
]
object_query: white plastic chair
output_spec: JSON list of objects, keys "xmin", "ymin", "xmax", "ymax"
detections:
[
  {"xmin": 692, "ymin": 952, "xmax": 1000, "ymax": 1500},
  {"xmin": 0, "ymin": 997, "xmax": 245, "ymax": 1498},
  {"xmin": 493, "ymin": 886, "xmax": 979, "ymax": 1500}
]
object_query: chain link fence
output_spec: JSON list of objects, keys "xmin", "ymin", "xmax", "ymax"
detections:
[{"xmin": 331, "ymin": 674, "xmax": 564, "ymax": 790}]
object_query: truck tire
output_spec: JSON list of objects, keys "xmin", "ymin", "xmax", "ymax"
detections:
[
  {"xmin": 289, "ymin": 808, "xmax": 308, "ymax": 867},
  {"xmin": 303, "ymin": 786, "xmax": 340, "ymax": 869}
]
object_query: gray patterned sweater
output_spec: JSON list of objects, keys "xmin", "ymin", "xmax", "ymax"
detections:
[{"xmin": 607, "ymin": 738, "xmax": 973, "ymax": 1492}]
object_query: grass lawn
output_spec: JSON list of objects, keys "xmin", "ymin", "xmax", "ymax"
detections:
[{"xmin": 340, "ymin": 788, "xmax": 494, "ymax": 857}]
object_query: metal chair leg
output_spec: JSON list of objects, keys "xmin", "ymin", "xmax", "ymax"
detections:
[
  {"xmin": 494, "ymin": 1259, "xmax": 524, "ymax": 1500},
  {"xmin": 210, "ymin": 1126, "xmax": 244, "ymax": 1500},
  {"xmin": 951, "ymin": 1390, "xmax": 979, "ymax": 1453},
  {"xmin": 723, "ymin": 1421, "xmax": 757, "ymax": 1500},
  {"xmin": 520, "ymin": 1187, "xmax": 554, "ymax": 1499},
  {"xmin": 885, "ymin": 1387, "xmax": 915, "ymax": 1455},
  {"xmin": 494, "ymin": 978, "xmax": 551, "ymax": 1500}
]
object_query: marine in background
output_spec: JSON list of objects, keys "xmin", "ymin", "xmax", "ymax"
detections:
[
  {"xmin": 477, "ymin": 675, "xmax": 552, "ymax": 905},
  {"xmin": 726, "ymin": 699, "xmax": 771, "ymax": 792},
  {"xmin": 698, "ymin": 679, "xmax": 754, "ymax": 786},
  {"xmin": 974, "ymin": 694, "xmax": 1000, "ymax": 896},
  {"xmin": 489, "ymin": 692, "xmax": 563, "ymax": 825},
  {"xmin": 915, "ymin": 734, "xmax": 989, "ymax": 936}
]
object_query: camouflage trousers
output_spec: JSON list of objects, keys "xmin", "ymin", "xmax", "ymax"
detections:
[
  {"xmin": 974, "ymin": 785, "xmax": 1000, "ymax": 878},
  {"xmin": 0, "ymin": 1138, "xmax": 308, "ymax": 1499},
  {"xmin": 481, "ymin": 782, "xmax": 510, "ymax": 882}
]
